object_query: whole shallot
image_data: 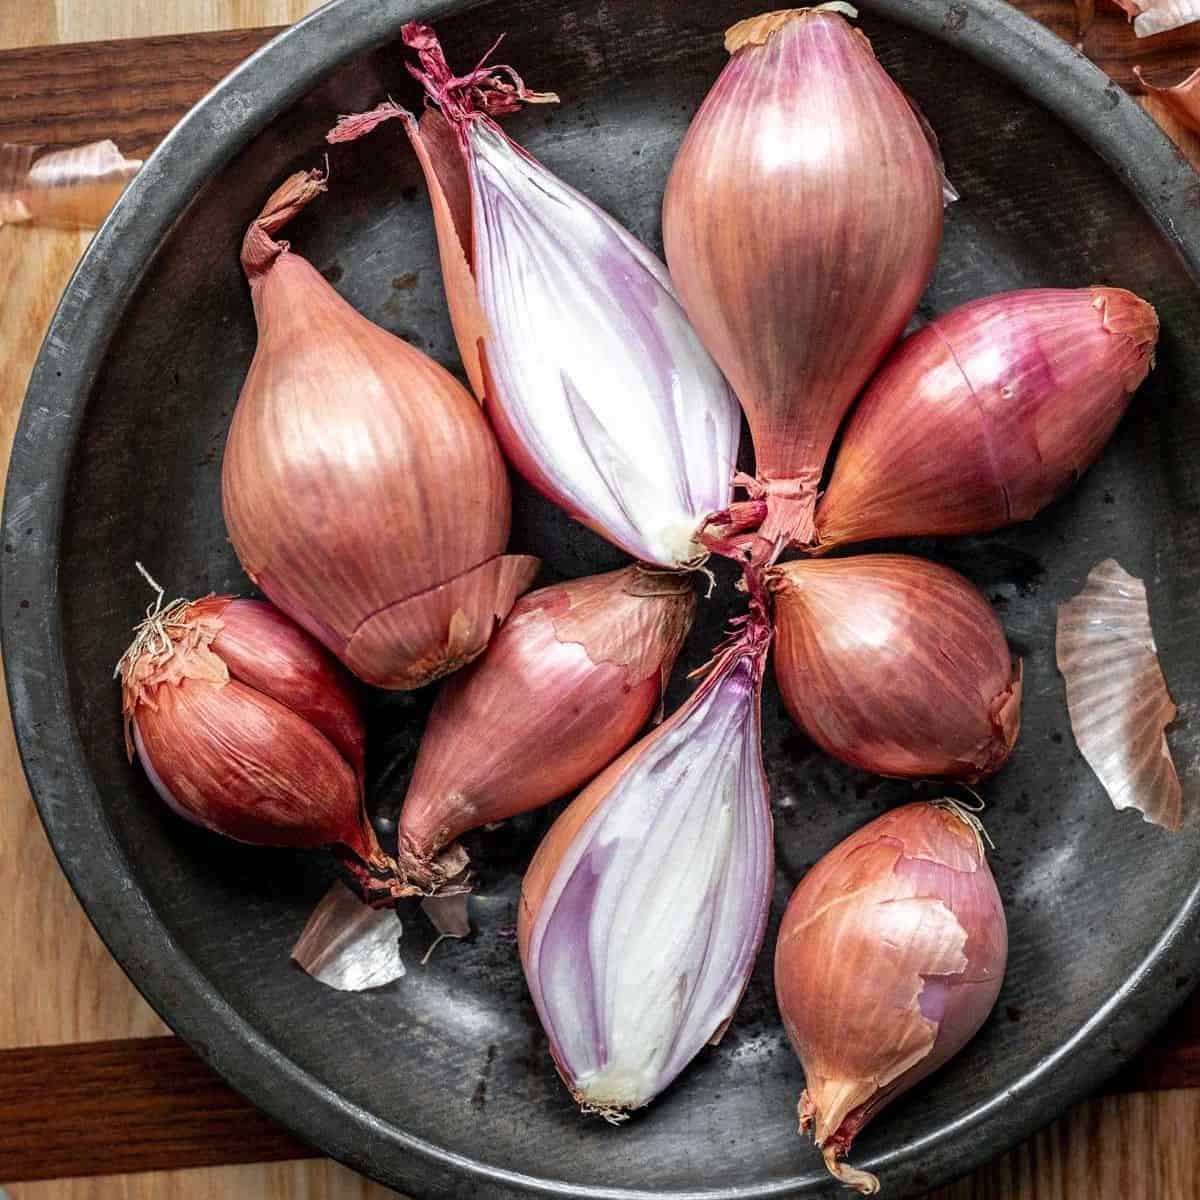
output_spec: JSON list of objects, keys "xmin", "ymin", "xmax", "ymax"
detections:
[
  {"xmin": 776, "ymin": 800, "xmax": 1007, "ymax": 1193},
  {"xmin": 117, "ymin": 586, "xmax": 401, "ymax": 900},
  {"xmin": 398, "ymin": 565, "xmax": 696, "ymax": 891},
  {"xmin": 222, "ymin": 169, "xmax": 537, "ymax": 690},
  {"xmin": 664, "ymin": 3, "xmax": 943, "ymax": 554},
  {"xmin": 769, "ymin": 555, "xmax": 1022, "ymax": 780},
  {"xmin": 815, "ymin": 287, "xmax": 1158, "ymax": 549}
]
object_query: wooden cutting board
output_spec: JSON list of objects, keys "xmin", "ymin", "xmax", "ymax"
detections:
[{"xmin": 1, "ymin": 3, "xmax": 1198, "ymax": 1197}]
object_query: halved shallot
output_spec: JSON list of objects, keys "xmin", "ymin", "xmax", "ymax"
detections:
[
  {"xmin": 222, "ymin": 169, "xmax": 537, "ymax": 690},
  {"xmin": 328, "ymin": 25, "xmax": 741, "ymax": 570},
  {"xmin": 663, "ymin": 3, "xmax": 943, "ymax": 554},
  {"xmin": 518, "ymin": 604, "xmax": 773, "ymax": 1115},
  {"xmin": 398, "ymin": 565, "xmax": 695, "ymax": 892}
]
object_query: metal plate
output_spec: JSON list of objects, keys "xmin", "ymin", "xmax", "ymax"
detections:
[{"xmin": 6, "ymin": 0, "xmax": 1200, "ymax": 1196}]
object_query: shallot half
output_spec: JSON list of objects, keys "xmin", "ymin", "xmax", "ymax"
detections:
[
  {"xmin": 815, "ymin": 287, "xmax": 1158, "ymax": 550},
  {"xmin": 328, "ymin": 25, "xmax": 741, "ymax": 570},
  {"xmin": 664, "ymin": 3, "xmax": 943, "ymax": 553},
  {"xmin": 117, "ymin": 588, "xmax": 401, "ymax": 900},
  {"xmin": 223, "ymin": 169, "xmax": 537, "ymax": 690},
  {"xmin": 518, "ymin": 605, "xmax": 773, "ymax": 1115},
  {"xmin": 769, "ymin": 555, "xmax": 1022, "ymax": 780},
  {"xmin": 776, "ymin": 800, "xmax": 1008, "ymax": 1194}
]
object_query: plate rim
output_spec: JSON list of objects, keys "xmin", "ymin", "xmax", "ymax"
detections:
[{"xmin": 5, "ymin": 0, "xmax": 1199, "ymax": 1196}]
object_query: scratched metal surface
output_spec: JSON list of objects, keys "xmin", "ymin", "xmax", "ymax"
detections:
[{"xmin": 5, "ymin": 0, "xmax": 1200, "ymax": 1197}]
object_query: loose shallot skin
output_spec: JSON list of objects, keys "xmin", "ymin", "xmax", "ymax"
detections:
[
  {"xmin": 776, "ymin": 801, "xmax": 1008, "ymax": 1194},
  {"xmin": 663, "ymin": 4, "xmax": 943, "ymax": 551},
  {"xmin": 223, "ymin": 171, "xmax": 537, "ymax": 690},
  {"xmin": 814, "ymin": 287, "xmax": 1158, "ymax": 549},
  {"xmin": 769, "ymin": 555, "xmax": 1022, "ymax": 780},
  {"xmin": 397, "ymin": 566, "xmax": 696, "ymax": 890},
  {"xmin": 120, "ymin": 596, "xmax": 397, "ymax": 895}
]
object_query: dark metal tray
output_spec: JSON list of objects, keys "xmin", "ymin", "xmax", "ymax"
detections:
[{"xmin": 6, "ymin": 0, "xmax": 1200, "ymax": 1195}]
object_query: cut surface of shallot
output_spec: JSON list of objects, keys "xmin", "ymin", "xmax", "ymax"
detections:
[
  {"xmin": 518, "ymin": 608, "xmax": 773, "ymax": 1114},
  {"xmin": 328, "ymin": 27, "xmax": 741, "ymax": 570}
]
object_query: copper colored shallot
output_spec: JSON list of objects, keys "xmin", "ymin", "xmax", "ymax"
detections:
[{"xmin": 222, "ymin": 169, "xmax": 537, "ymax": 690}]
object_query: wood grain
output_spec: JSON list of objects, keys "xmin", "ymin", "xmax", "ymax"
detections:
[
  {"xmin": 1009, "ymin": 0, "xmax": 1200, "ymax": 87},
  {"xmin": 1, "ymin": 1014, "xmax": 1196, "ymax": 1185},
  {"xmin": 1, "ymin": 2, "xmax": 1199, "ymax": 1198},
  {"xmin": 0, "ymin": 1038, "xmax": 312, "ymax": 1181},
  {"xmin": 6, "ymin": 1159, "xmax": 396, "ymax": 1199},
  {"xmin": 0, "ymin": 28, "xmax": 277, "ymax": 157}
]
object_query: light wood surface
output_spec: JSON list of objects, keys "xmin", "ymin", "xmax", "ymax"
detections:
[{"xmin": 2, "ymin": 2, "xmax": 1198, "ymax": 1198}]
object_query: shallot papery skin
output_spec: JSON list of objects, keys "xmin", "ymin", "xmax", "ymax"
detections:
[
  {"xmin": 1057, "ymin": 559, "xmax": 1182, "ymax": 831},
  {"xmin": 1114, "ymin": 0, "xmax": 1200, "ymax": 35},
  {"xmin": 398, "ymin": 565, "xmax": 696, "ymax": 891},
  {"xmin": 222, "ymin": 170, "xmax": 537, "ymax": 690},
  {"xmin": 328, "ymin": 26, "xmax": 741, "ymax": 570},
  {"xmin": 662, "ymin": 4, "xmax": 943, "ymax": 553},
  {"xmin": 1136, "ymin": 66, "xmax": 1200, "ymax": 137},
  {"xmin": 776, "ymin": 801, "xmax": 1007, "ymax": 1194},
  {"xmin": 769, "ymin": 555, "xmax": 1022, "ymax": 780},
  {"xmin": 518, "ymin": 613, "xmax": 773, "ymax": 1114},
  {"xmin": 0, "ymin": 139, "xmax": 141, "ymax": 229},
  {"xmin": 815, "ymin": 287, "xmax": 1158, "ymax": 550},
  {"xmin": 119, "ymin": 595, "xmax": 400, "ymax": 898}
]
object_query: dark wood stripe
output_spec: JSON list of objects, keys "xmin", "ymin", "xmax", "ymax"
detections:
[
  {"xmin": 0, "ymin": 1036, "xmax": 315, "ymax": 1181},
  {"xmin": 0, "ymin": 996, "xmax": 1197, "ymax": 1184},
  {"xmin": 1, "ymin": 4, "xmax": 1199, "ymax": 163},
  {"xmin": 0, "ymin": 28, "xmax": 280, "ymax": 157}
]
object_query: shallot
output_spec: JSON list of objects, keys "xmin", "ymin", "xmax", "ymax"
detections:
[
  {"xmin": 663, "ymin": 3, "xmax": 943, "ymax": 553},
  {"xmin": 769, "ymin": 555, "xmax": 1022, "ymax": 780},
  {"xmin": 223, "ymin": 169, "xmax": 537, "ymax": 690},
  {"xmin": 398, "ymin": 565, "xmax": 695, "ymax": 891},
  {"xmin": 776, "ymin": 800, "xmax": 1008, "ymax": 1193},
  {"xmin": 815, "ymin": 287, "xmax": 1158, "ymax": 550},
  {"xmin": 117, "ymin": 587, "xmax": 401, "ymax": 900},
  {"xmin": 518, "ymin": 604, "xmax": 773, "ymax": 1115},
  {"xmin": 328, "ymin": 25, "xmax": 741, "ymax": 570}
]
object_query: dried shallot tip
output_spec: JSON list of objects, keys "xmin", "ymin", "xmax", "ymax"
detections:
[
  {"xmin": 518, "ymin": 604, "xmax": 773, "ymax": 1114},
  {"xmin": 1056, "ymin": 559, "xmax": 1182, "ymax": 831},
  {"xmin": 116, "ymin": 584, "xmax": 406, "ymax": 898},
  {"xmin": 768, "ymin": 555, "xmax": 1022, "ymax": 781},
  {"xmin": 397, "ymin": 565, "xmax": 695, "ymax": 892},
  {"xmin": 814, "ymin": 287, "xmax": 1158, "ymax": 552},
  {"xmin": 328, "ymin": 27, "xmax": 741, "ymax": 572},
  {"xmin": 1114, "ymin": 0, "xmax": 1200, "ymax": 35},
  {"xmin": 223, "ymin": 168, "xmax": 538, "ymax": 691},
  {"xmin": 0, "ymin": 139, "xmax": 141, "ymax": 229},
  {"xmin": 663, "ymin": 3, "xmax": 943, "ymax": 556},
  {"xmin": 292, "ymin": 882, "xmax": 405, "ymax": 992},
  {"xmin": 421, "ymin": 885, "xmax": 471, "ymax": 942},
  {"xmin": 776, "ymin": 801, "xmax": 1008, "ymax": 1195},
  {"xmin": 1136, "ymin": 65, "xmax": 1200, "ymax": 135}
]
